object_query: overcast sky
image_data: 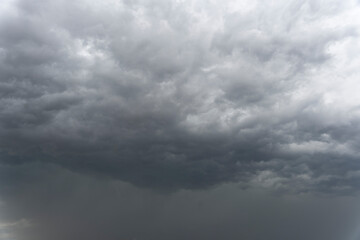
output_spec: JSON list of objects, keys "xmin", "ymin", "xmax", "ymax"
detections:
[{"xmin": 1, "ymin": 0, "xmax": 360, "ymax": 239}]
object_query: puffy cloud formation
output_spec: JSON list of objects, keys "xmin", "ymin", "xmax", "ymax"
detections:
[
  {"xmin": 2, "ymin": 0, "xmax": 360, "ymax": 240},
  {"xmin": 1, "ymin": 0, "xmax": 360, "ymax": 193},
  {"xmin": 2, "ymin": 0, "xmax": 360, "ymax": 193}
]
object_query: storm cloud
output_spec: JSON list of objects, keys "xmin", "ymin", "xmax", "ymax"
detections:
[
  {"xmin": 1, "ymin": 0, "xmax": 360, "ymax": 239},
  {"xmin": 1, "ymin": 0, "xmax": 360, "ymax": 193}
]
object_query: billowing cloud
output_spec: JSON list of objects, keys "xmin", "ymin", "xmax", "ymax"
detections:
[
  {"xmin": 2, "ymin": 0, "xmax": 360, "ymax": 239},
  {"xmin": 1, "ymin": 0, "xmax": 360, "ymax": 201},
  {"xmin": 1, "ymin": 0, "xmax": 360, "ymax": 193}
]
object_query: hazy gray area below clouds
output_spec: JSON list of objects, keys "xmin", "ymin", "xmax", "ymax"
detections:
[
  {"xmin": 1, "ymin": 0, "xmax": 360, "ymax": 239},
  {"xmin": 1, "ymin": 163, "xmax": 360, "ymax": 240}
]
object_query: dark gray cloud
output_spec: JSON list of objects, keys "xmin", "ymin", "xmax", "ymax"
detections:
[
  {"xmin": 1, "ymin": 0, "xmax": 360, "ymax": 239},
  {"xmin": 1, "ymin": 0, "xmax": 359, "ymax": 193}
]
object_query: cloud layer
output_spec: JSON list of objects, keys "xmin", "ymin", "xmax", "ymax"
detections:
[
  {"xmin": 2, "ymin": 1, "xmax": 360, "ymax": 240},
  {"xmin": 1, "ymin": 0, "xmax": 360, "ymax": 194}
]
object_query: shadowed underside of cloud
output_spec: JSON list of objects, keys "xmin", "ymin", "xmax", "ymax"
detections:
[{"xmin": 1, "ymin": 0, "xmax": 360, "ymax": 194}]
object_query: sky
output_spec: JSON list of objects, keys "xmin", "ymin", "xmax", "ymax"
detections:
[{"xmin": 1, "ymin": 0, "xmax": 360, "ymax": 239}]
